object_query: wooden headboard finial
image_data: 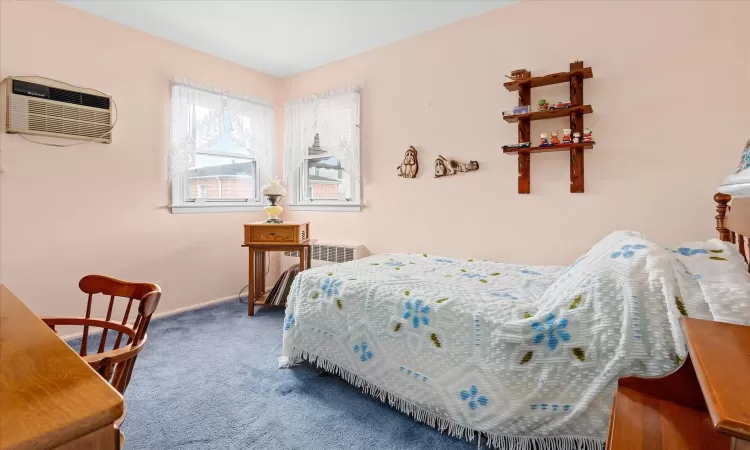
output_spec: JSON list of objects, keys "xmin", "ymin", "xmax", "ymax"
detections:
[{"xmin": 715, "ymin": 192, "xmax": 732, "ymax": 242}]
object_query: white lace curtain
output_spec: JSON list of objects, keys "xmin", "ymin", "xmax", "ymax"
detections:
[
  {"xmin": 283, "ymin": 89, "xmax": 360, "ymax": 200},
  {"xmin": 169, "ymin": 80, "xmax": 274, "ymax": 188}
]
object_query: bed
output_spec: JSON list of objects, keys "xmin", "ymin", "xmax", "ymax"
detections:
[{"xmin": 280, "ymin": 193, "xmax": 750, "ymax": 450}]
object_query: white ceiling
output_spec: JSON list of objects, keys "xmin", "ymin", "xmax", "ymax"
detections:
[{"xmin": 61, "ymin": 1, "xmax": 516, "ymax": 77}]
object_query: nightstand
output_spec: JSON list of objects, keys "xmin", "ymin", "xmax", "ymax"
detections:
[
  {"xmin": 242, "ymin": 222, "xmax": 311, "ymax": 316},
  {"xmin": 607, "ymin": 318, "xmax": 750, "ymax": 449}
]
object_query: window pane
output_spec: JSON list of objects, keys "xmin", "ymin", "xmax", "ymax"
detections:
[
  {"xmin": 307, "ymin": 156, "xmax": 346, "ymax": 200},
  {"xmin": 188, "ymin": 154, "xmax": 256, "ymax": 200}
]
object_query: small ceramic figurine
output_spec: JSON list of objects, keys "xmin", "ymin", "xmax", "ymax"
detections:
[
  {"xmin": 538, "ymin": 99, "xmax": 549, "ymax": 112},
  {"xmin": 549, "ymin": 101, "xmax": 573, "ymax": 110},
  {"xmin": 550, "ymin": 131, "xmax": 560, "ymax": 145},
  {"xmin": 507, "ymin": 69, "xmax": 531, "ymax": 81},
  {"xmin": 583, "ymin": 128, "xmax": 593, "ymax": 143},
  {"xmin": 434, "ymin": 155, "xmax": 479, "ymax": 178},
  {"xmin": 562, "ymin": 129, "xmax": 572, "ymax": 144},
  {"xmin": 397, "ymin": 146, "xmax": 418, "ymax": 178},
  {"xmin": 540, "ymin": 132, "xmax": 550, "ymax": 146},
  {"xmin": 573, "ymin": 132, "xmax": 581, "ymax": 143}
]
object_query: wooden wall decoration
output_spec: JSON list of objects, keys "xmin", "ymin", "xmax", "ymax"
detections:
[
  {"xmin": 397, "ymin": 146, "xmax": 419, "ymax": 178},
  {"xmin": 434, "ymin": 155, "xmax": 479, "ymax": 178},
  {"xmin": 502, "ymin": 61, "xmax": 595, "ymax": 193}
]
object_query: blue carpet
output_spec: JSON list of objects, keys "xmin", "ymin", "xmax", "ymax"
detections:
[{"xmin": 79, "ymin": 300, "xmax": 479, "ymax": 450}]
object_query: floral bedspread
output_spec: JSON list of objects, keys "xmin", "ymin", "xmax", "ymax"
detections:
[{"xmin": 281, "ymin": 232, "xmax": 708, "ymax": 448}]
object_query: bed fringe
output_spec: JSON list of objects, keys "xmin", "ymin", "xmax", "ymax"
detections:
[{"xmin": 283, "ymin": 349, "xmax": 605, "ymax": 450}]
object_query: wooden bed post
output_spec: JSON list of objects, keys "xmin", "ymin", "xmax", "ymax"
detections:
[{"xmin": 714, "ymin": 193, "xmax": 731, "ymax": 242}]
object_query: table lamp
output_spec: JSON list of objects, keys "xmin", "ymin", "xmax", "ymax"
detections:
[
  {"xmin": 718, "ymin": 140, "xmax": 750, "ymax": 197},
  {"xmin": 261, "ymin": 180, "xmax": 287, "ymax": 223}
]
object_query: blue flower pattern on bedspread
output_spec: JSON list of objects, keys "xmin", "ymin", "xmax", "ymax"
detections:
[
  {"xmin": 353, "ymin": 342, "xmax": 374, "ymax": 362},
  {"xmin": 461, "ymin": 273, "xmax": 484, "ymax": 279},
  {"xmin": 321, "ymin": 278, "xmax": 342, "ymax": 297},
  {"xmin": 673, "ymin": 247, "xmax": 708, "ymax": 257},
  {"xmin": 460, "ymin": 385, "xmax": 488, "ymax": 410},
  {"xmin": 490, "ymin": 291, "xmax": 518, "ymax": 300},
  {"xmin": 283, "ymin": 313, "xmax": 295, "ymax": 331},
  {"xmin": 610, "ymin": 244, "xmax": 646, "ymax": 259},
  {"xmin": 531, "ymin": 313, "xmax": 571, "ymax": 351},
  {"xmin": 404, "ymin": 299, "xmax": 430, "ymax": 328},
  {"xmin": 282, "ymin": 231, "xmax": 692, "ymax": 446}
]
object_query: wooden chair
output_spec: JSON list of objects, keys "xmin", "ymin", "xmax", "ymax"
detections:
[
  {"xmin": 43, "ymin": 275, "xmax": 161, "ymax": 449},
  {"xmin": 43, "ymin": 275, "xmax": 161, "ymax": 395}
]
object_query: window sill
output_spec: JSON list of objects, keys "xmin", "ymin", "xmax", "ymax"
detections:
[
  {"xmin": 169, "ymin": 204, "xmax": 266, "ymax": 214},
  {"xmin": 288, "ymin": 203, "xmax": 362, "ymax": 212}
]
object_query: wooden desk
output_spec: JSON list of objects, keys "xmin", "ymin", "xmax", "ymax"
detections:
[
  {"xmin": 607, "ymin": 317, "xmax": 750, "ymax": 450},
  {"xmin": 0, "ymin": 285, "xmax": 123, "ymax": 450}
]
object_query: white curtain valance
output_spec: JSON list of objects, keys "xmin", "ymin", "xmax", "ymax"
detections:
[
  {"xmin": 283, "ymin": 88, "xmax": 360, "ymax": 190},
  {"xmin": 169, "ymin": 80, "xmax": 274, "ymax": 185}
]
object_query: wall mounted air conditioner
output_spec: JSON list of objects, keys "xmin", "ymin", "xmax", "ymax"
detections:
[
  {"xmin": 281, "ymin": 242, "xmax": 367, "ymax": 270},
  {"xmin": 4, "ymin": 77, "xmax": 112, "ymax": 143}
]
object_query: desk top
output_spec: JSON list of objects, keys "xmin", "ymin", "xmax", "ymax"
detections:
[
  {"xmin": 0, "ymin": 285, "xmax": 123, "ymax": 450},
  {"xmin": 683, "ymin": 317, "xmax": 750, "ymax": 440}
]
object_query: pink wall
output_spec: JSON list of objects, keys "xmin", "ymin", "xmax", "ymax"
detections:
[
  {"xmin": 1, "ymin": 1, "xmax": 748, "ymax": 318},
  {"xmin": 0, "ymin": 1, "xmax": 279, "ymax": 317},
  {"xmin": 281, "ymin": 0, "xmax": 750, "ymax": 265}
]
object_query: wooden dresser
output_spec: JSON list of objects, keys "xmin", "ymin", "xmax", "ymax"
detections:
[
  {"xmin": 0, "ymin": 285, "xmax": 123, "ymax": 450},
  {"xmin": 607, "ymin": 317, "xmax": 750, "ymax": 450}
]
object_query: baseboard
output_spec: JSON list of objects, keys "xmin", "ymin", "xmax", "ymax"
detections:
[
  {"xmin": 151, "ymin": 293, "xmax": 240, "ymax": 321},
  {"xmin": 59, "ymin": 292, "xmax": 245, "ymax": 341}
]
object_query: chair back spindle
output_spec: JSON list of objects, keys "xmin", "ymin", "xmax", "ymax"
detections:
[{"xmin": 43, "ymin": 275, "xmax": 161, "ymax": 395}]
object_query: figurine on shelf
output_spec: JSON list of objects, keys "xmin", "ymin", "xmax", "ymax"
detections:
[
  {"xmin": 550, "ymin": 131, "xmax": 560, "ymax": 145},
  {"xmin": 562, "ymin": 129, "xmax": 572, "ymax": 144},
  {"xmin": 549, "ymin": 101, "xmax": 573, "ymax": 110},
  {"xmin": 540, "ymin": 133, "xmax": 550, "ymax": 146},
  {"xmin": 506, "ymin": 69, "xmax": 531, "ymax": 81},
  {"xmin": 573, "ymin": 132, "xmax": 581, "ymax": 143},
  {"xmin": 538, "ymin": 99, "xmax": 549, "ymax": 112},
  {"xmin": 583, "ymin": 128, "xmax": 594, "ymax": 143}
]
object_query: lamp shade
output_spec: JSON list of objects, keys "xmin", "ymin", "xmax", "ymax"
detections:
[
  {"xmin": 718, "ymin": 140, "xmax": 750, "ymax": 197},
  {"xmin": 261, "ymin": 180, "xmax": 287, "ymax": 197}
]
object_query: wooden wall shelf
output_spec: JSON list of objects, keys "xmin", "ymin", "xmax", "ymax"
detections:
[
  {"xmin": 503, "ymin": 67, "xmax": 593, "ymax": 91},
  {"xmin": 504, "ymin": 61, "xmax": 594, "ymax": 194},
  {"xmin": 503, "ymin": 142, "xmax": 594, "ymax": 155},
  {"xmin": 502, "ymin": 105, "xmax": 593, "ymax": 123}
]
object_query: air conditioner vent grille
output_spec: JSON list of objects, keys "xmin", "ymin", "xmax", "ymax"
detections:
[
  {"xmin": 47, "ymin": 87, "xmax": 111, "ymax": 110},
  {"xmin": 9, "ymin": 95, "xmax": 112, "ymax": 140},
  {"xmin": 284, "ymin": 244, "xmax": 358, "ymax": 264},
  {"xmin": 82, "ymin": 93, "xmax": 111, "ymax": 110}
]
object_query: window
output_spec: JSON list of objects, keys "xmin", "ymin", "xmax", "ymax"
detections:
[
  {"xmin": 169, "ymin": 81, "xmax": 274, "ymax": 213},
  {"xmin": 284, "ymin": 90, "xmax": 361, "ymax": 211}
]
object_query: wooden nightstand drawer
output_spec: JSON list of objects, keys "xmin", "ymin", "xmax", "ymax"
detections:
[
  {"xmin": 250, "ymin": 227, "xmax": 295, "ymax": 243},
  {"xmin": 243, "ymin": 222, "xmax": 310, "ymax": 245}
]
